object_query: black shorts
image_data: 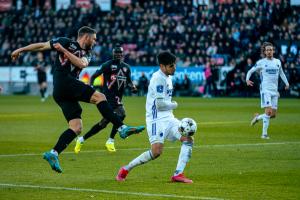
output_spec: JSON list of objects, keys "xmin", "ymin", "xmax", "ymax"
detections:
[
  {"xmin": 53, "ymin": 72, "xmax": 95, "ymax": 122},
  {"xmin": 37, "ymin": 72, "xmax": 46, "ymax": 84}
]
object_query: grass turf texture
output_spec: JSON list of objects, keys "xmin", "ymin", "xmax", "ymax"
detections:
[{"xmin": 0, "ymin": 96, "xmax": 299, "ymax": 200}]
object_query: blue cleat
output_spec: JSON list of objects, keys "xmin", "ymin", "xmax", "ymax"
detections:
[
  {"xmin": 119, "ymin": 125, "xmax": 145, "ymax": 139},
  {"xmin": 43, "ymin": 151, "xmax": 63, "ymax": 173}
]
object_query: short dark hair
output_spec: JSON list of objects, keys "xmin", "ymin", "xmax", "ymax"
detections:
[
  {"xmin": 157, "ymin": 51, "xmax": 176, "ymax": 65},
  {"xmin": 78, "ymin": 26, "xmax": 96, "ymax": 38}
]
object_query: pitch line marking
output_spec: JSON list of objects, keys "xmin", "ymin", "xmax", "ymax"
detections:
[
  {"xmin": 0, "ymin": 141, "xmax": 299, "ymax": 158},
  {"xmin": 0, "ymin": 183, "xmax": 224, "ymax": 200}
]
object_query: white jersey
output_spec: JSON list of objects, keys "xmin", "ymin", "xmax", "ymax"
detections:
[
  {"xmin": 246, "ymin": 58, "xmax": 289, "ymax": 95},
  {"xmin": 146, "ymin": 69, "xmax": 174, "ymax": 122}
]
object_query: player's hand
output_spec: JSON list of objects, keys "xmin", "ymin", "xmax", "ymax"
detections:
[
  {"xmin": 246, "ymin": 80, "xmax": 254, "ymax": 86},
  {"xmin": 285, "ymin": 84, "xmax": 289, "ymax": 90},
  {"xmin": 131, "ymin": 85, "xmax": 138, "ymax": 94},
  {"xmin": 53, "ymin": 43, "xmax": 66, "ymax": 53},
  {"xmin": 11, "ymin": 49, "xmax": 22, "ymax": 61}
]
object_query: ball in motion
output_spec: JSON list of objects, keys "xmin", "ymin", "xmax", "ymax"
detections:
[{"xmin": 178, "ymin": 118, "xmax": 197, "ymax": 136}]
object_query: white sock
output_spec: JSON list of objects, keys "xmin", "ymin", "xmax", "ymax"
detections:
[
  {"xmin": 107, "ymin": 138, "xmax": 114, "ymax": 143},
  {"xmin": 125, "ymin": 150, "xmax": 153, "ymax": 171},
  {"xmin": 262, "ymin": 114, "xmax": 270, "ymax": 136},
  {"xmin": 78, "ymin": 136, "xmax": 84, "ymax": 143},
  {"xmin": 50, "ymin": 149, "xmax": 58, "ymax": 156},
  {"xmin": 257, "ymin": 114, "xmax": 264, "ymax": 121},
  {"xmin": 174, "ymin": 141, "xmax": 193, "ymax": 176}
]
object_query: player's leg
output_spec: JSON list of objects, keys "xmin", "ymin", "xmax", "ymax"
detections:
[
  {"xmin": 43, "ymin": 100, "xmax": 82, "ymax": 173},
  {"xmin": 74, "ymin": 118, "xmax": 109, "ymax": 154},
  {"xmin": 167, "ymin": 118, "xmax": 193, "ymax": 183},
  {"xmin": 116, "ymin": 121, "xmax": 165, "ymax": 181},
  {"xmin": 90, "ymin": 91, "xmax": 144, "ymax": 138},
  {"xmin": 251, "ymin": 92, "xmax": 270, "ymax": 126},
  {"xmin": 105, "ymin": 106, "xmax": 126, "ymax": 152}
]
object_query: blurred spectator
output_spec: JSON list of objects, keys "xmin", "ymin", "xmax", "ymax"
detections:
[
  {"xmin": 0, "ymin": 0, "xmax": 299, "ymax": 97},
  {"xmin": 138, "ymin": 72, "xmax": 148, "ymax": 96},
  {"xmin": 180, "ymin": 74, "xmax": 192, "ymax": 96}
]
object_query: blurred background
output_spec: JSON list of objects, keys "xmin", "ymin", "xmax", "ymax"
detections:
[{"xmin": 0, "ymin": 0, "xmax": 299, "ymax": 98}]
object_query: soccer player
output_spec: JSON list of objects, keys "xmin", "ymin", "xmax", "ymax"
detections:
[
  {"xmin": 33, "ymin": 52, "xmax": 49, "ymax": 102},
  {"xmin": 116, "ymin": 51, "xmax": 194, "ymax": 183},
  {"xmin": 11, "ymin": 26, "xmax": 145, "ymax": 173},
  {"xmin": 74, "ymin": 45, "xmax": 138, "ymax": 153},
  {"xmin": 246, "ymin": 42, "xmax": 289, "ymax": 139}
]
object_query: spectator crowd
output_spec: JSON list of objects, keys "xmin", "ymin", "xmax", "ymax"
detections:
[{"xmin": 0, "ymin": 0, "xmax": 299, "ymax": 96}]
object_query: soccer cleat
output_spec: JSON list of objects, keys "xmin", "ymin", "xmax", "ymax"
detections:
[
  {"xmin": 171, "ymin": 173, "xmax": 193, "ymax": 184},
  {"xmin": 116, "ymin": 167, "xmax": 129, "ymax": 181},
  {"xmin": 105, "ymin": 141, "xmax": 116, "ymax": 152},
  {"xmin": 43, "ymin": 152, "xmax": 62, "ymax": 173},
  {"xmin": 250, "ymin": 113, "xmax": 259, "ymax": 126},
  {"xmin": 119, "ymin": 125, "xmax": 145, "ymax": 139},
  {"xmin": 261, "ymin": 135, "xmax": 270, "ymax": 139},
  {"xmin": 74, "ymin": 138, "xmax": 83, "ymax": 154}
]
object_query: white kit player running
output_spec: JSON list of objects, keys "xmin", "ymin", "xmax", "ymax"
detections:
[
  {"xmin": 116, "ymin": 51, "xmax": 195, "ymax": 183},
  {"xmin": 246, "ymin": 42, "xmax": 289, "ymax": 139}
]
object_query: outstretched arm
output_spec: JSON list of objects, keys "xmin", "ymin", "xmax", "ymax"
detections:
[
  {"xmin": 11, "ymin": 42, "xmax": 51, "ymax": 61},
  {"xmin": 53, "ymin": 43, "xmax": 89, "ymax": 69}
]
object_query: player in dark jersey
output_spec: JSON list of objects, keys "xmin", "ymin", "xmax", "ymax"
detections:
[
  {"xmin": 11, "ymin": 26, "xmax": 145, "ymax": 173},
  {"xmin": 33, "ymin": 52, "xmax": 49, "ymax": 102},
  {"xmin": 74, "ymin": 45, "xmax": 138, "ymax": 153}
]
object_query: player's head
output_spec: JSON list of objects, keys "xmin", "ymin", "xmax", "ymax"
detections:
[
  {"xmin": 78, "ymin": 26, "xmax": 97, "ymax": 50},
  {"xmin": 157, "ymin": 51, "xmax": 176, "ymax": 76},
  {"xmin": 261, "ymin": 42, "xmax": 274, "ymax": 59},
  {"xmin": 112, "ymin": 45, "xmax": 124, "ymax": 62}
]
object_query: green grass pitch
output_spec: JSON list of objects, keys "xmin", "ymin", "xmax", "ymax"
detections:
[{"xmin": 0, "ymin": 95, "xmax": 299, "ymax": 200}]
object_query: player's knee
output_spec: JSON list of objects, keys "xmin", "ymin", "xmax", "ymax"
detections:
[
  {"xmin": 98, "ymin": 121, "xmax": 108, "ymax": 129},
  {"xmin": 151, "ymin": 148, "xmax": 162, "ymax": 159},
  {"xmin": 180, "ymin": 136, "xmax": 194, "ymax": 144},
  {"xmin": 70, "ymin": 125, "xmax": 82, "ymax": 135},
  {"xmin": 91, "ymin": 91, "xmax": 107, "ymax": 104}
]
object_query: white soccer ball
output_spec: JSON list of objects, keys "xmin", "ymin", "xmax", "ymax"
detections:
[{"xmin": 178, "ymin": 118, "xmax": 197, "ymax": 136}]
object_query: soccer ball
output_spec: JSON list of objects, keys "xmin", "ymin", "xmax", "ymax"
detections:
[{"xmin": 178, "ymin": 118, "xmax": 197, "ymax": 136}]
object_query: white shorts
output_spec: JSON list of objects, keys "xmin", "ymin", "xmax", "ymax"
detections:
[
  {"xmin": 260, "ymin": 92, "xmax": 278, "ymax": 109},
  {"xmin": 147, "ymin": 117, "xmax": 182, "ymax": 144}
]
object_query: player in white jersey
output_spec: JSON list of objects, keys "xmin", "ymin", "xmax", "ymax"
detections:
[
  {"xmin": 246, "ymin": 42, "xmax": 289, "ymax": 139},
  {"xmin": 116, "ymin": 51, "xmax": 194, "ymax": 183}
]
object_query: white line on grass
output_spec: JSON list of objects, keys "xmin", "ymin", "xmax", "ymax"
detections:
[
  {"xmin": 0, "ymin": 183, "xmax": 224, "ymax": 200},
  {"xmin": 0, "ymin": 141, "xmax": 299, "ymax": 158}
]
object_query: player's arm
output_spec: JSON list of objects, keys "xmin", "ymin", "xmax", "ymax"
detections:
[
  {"xmin": 246, "ymin": 63, "xmax": 261, "ymax": 86},
  {"xmin": 156, "ymin": 98, "xmax": 178, "ymax": 111},
  {"xmin": 125, "ymin": 67, "xmax": 138, "ymax": 93},
  {"xmin": 153, "ymin": 79, "xmax": 177, "ymax": 111},
  {"xmin": 11, "ymin": 42, "xmax": 51, "ymax": 61},
  {"xmin": 53, "ymin": 43, "xmax": 88, "ymax": 69},
  {"xmin": 279, "ymin": 65, "xmax": 289, "ymax": 90}
]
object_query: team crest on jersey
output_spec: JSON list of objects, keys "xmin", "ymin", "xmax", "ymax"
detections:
[
  {"xmin": 111, "ymin": 65, "xmax": 117, "ymax": 70},
  {"xmin": 123, "ymin": 67, "xmax": 127, "ymax": 73},
  {"xmin": 265, "ymin": 65, "xmax": 268, "ymax": 67},
  {"xmin": 157, "ymin": 85, "xmax": 163, "ymax": 93}
]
